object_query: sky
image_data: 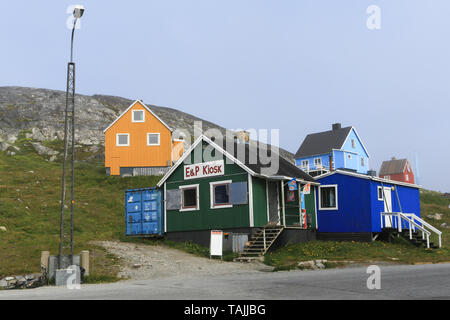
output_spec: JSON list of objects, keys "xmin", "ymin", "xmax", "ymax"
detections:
[{"xmin": 1, "ymin": 1, "xmax": 449, "ymax": 192}]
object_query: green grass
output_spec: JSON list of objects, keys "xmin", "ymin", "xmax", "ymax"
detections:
[
  {"xmin": 0, "ymin": 137, "xmax": 237, "ymax": 280},
  {"xmin": 265, "ymin": 237, "xmax": 450, "ymax": 270},
  {"xmin": 0, "ymin": 137, "xmax": 161, "ymax": 279}
]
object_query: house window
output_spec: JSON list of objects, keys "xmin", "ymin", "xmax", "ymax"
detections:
[
  {"xmin": 405, "ymin": 174, "xmax": 409, "ymax": 181},
  {"xmin": 132, "ymin": 110, "xmax": 145, "ymax": 122},
  {"xmin": 377, "ymin": 186, "xmax": 384, "ymax": 201},
  {"xmin": 319, "ymin": 185, "xmax": 338, "ymax": 210},
  {"xmin": 314, "ymin": 158, "xmax": 322, "ymax": 167},
  {"xmin": 116, "ymin": 134, "xmax": 129, "ymax": 147},
  {"xmin": 385, "ymin": 175, "xmax": 390, "ymax": 180},
  {"xmin": 347, "ymin": 154, "xmax": 352, "ymax": 159},
  {"xmin": 301, "ymin": 160, "xmax": 309, "ymax": 168},
  {"xmin": 180, "ymin": 184, "xmax": 199, "ymax": 211},
  {"xmin": 361, "ymin": 157, "xmax": 365, "ymax": 167},
  {"xmin": 147, "ymin": 133, "xmax": 160, "ymax": 146},
  {"xmin": 210, "ymin": 180, "xmax": 232, "ymax": 209},
  {"xmin": 351, "ymin": 139, "xmax": 356, "ymax": 148}
]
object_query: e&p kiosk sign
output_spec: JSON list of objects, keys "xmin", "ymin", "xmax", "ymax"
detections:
[{"xmin": 184, "ymin": 160, "xmax": 225, "ymax": 180}]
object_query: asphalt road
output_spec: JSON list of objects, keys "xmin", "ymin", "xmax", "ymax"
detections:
[{"xmin": 1, "ymin": 263, "xmax": 449, "ymax": 300}]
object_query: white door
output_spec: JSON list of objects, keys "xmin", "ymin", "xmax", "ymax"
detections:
[{"xmin": 383, "ymin": 187, "xmax": 393, "ymax": 228}]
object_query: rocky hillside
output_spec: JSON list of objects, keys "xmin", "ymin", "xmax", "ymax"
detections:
[{"xmin": 0, "ymin": 86, "xmax": 294, "ymax": 162}]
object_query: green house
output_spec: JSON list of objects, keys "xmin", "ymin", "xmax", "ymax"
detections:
[{"xmin": 157, "ymin": 135, "xmax": 319, "ymax": 248}]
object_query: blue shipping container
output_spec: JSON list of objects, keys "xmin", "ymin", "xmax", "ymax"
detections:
[{"xmin": 125, "ymin": 188, "xmax": 164, "ymax": 236}]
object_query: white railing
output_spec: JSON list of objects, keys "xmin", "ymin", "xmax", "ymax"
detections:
[
  {"xmin": 409, "ymin": 214, "xmax": 442, "ymax": 248},
  {"xmin": 299, "ymin": 163, "xmax": 330, "ymax": 173},
  {"xmin": 263, "ymin": 228, "xmax": 267, "ymax": 251},
  {"xmin": 381, "ymin": 212, "xmax": 442, "ymax": 248},
  {"xmin": 299, "ymin": 165, "xmax": 309, "ymax": 172}
]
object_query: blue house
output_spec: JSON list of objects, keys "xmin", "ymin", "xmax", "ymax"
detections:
[
  {"xmin": 314, "ymin": 170, "xmax": 428, "ymax": 242},
  {"xmin": 294, "ymin": 123, "xmax": 370, "ymax": 176}
]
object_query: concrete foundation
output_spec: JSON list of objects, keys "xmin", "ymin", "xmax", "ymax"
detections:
[
  {"xmin": 165, "ymin": 228, "xmax": 257, "ymax": 251},
  {"xmin": 166, "ymin": 227, "xmax": 318, "ymax": 253},
  {"xmin": 55, "ymin": 266, "xmax": 81, "ymax": 287},
  {"xmin": 48, "ymin": 255, "xmax": 80, "ymax": 280},
  {"xmin": 80, "ymin": 250, "xmax": 90, "ymax": 276},
  {"xmin": 40, "ymin": 251, "xmax": 50, "ymax": 271}
]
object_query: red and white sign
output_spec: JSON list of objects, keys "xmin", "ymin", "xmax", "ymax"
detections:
[{"xmin": 184, "ymin": 160, "xmax": 225, "ymax": 180}]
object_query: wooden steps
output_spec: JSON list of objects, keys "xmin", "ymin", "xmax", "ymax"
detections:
[{"xmin": 238, "ymin": 226, "xmax": 284, "ymax": 258}]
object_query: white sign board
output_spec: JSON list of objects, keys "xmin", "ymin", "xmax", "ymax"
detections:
[
  {"xmin": 210, "ymin": 230, "xmax": 223, "ymax": 259},
  {"xmin": 303, "ymin": 183, "xmax": 311, "ymax": 195},
  {"xmin": 184, "ymin": 160, "xmax": 224, "ymax": 180}
]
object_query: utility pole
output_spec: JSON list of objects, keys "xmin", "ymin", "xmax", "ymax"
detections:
[{"xmin": 58, "ymin": 5, "xmax": 85, "ymax": 268}]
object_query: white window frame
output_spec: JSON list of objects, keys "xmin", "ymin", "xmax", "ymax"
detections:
[
  {"xmin": 132, "ymin": 109, "xmax": 145, "ymax": 123},
  {"xmin": 209, "ymin": 180, "xmax": 233, "ymax": 209},
  {"xmin": 351, "ymin": 139, "xmax": 356, "ymax": 148},
  {"xmin": 318, "ymin": 184, "xmax": 338, "ymax": 211},
  {"xmin": 314, "ymin": 158, "xmax": 322, "ymax": 167},
  {"xmin": 405, "ymin": 174, "xmax": 409, "ymax": 181},
  {"xmin": 116, "ymin": 133, "xmax": 130, "ymax": 147},
  {"xmin": 361, "ymin": 157, "xmax": 365, "ymax": 167},
  {"xmin": 179, "ymin": 184, "xmax": 200, "ymax": 212},
  {"xmin": 147, "ymin": 133, "xmax": 160, "ymax": 146},
  {"xmin": 384, "ymin": 175, "xmax": 390, "ymax": 180},
  {"xmin": 301, "ymin": 160, "xmax": 309, "ymax": 169},
  {"xmin": 377, "ymin": 186, "xmax": 384, "ymax": 201}
]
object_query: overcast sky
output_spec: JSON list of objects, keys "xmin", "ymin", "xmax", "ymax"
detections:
[{"xmin": 1, "ymin": 1, "xmax": 449, "ymax": 192}]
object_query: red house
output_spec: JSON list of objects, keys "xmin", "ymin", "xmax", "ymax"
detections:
[{"xmin": 379, "ymin": 157, "xmax": 415, "ymax": 184}]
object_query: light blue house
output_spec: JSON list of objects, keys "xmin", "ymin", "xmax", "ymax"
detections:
[{"xmin": 294, "ymin": 123, "xmax": 370, "ymax": 176}]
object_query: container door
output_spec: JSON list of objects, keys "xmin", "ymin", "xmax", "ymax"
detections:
[
  {"xmin": 383, "ymin": 187, "xmax": 393, "ymax": 228},
  {"xmin": 142, "ymin": 189, "xmax": 163, "ymax": 235},
  {"xmin": 126, "ymin": 190, "xmax": 142, "ymax": 235}
]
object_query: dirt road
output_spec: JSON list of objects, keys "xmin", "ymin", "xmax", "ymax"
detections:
[{"xmin": 94, "ymin": 241, "xmax": 273, "ymax": 281}]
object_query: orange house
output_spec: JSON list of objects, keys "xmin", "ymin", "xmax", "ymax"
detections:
[{"xmin": 104, "ymin": 100, "xmax": 184, "ymax": 176}]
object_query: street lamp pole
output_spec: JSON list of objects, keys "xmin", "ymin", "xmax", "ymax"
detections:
[{"xmin": 58, "ymin": 5, "xmax": 84, "ymax": 268}]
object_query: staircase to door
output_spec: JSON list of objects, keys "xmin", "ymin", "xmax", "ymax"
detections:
[
  {"xmin": 237, "ymin": 226, "xmax": 284, "ymax": 260},
  {"xmin": 381, "ymin": 212, "xmax": 442, "ymax": 249},
  {"xmin": 383, "ymin": 228, "xmax": 440, "ymax": 249}
]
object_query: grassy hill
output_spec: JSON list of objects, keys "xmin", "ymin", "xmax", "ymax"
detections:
[
  {"xmin": 0, "ymin": 136, "xmax": 161, "ymax": 280},
  {"xmin": 1, "ymin": 136, "xmax": 449, "ymax": 279}
]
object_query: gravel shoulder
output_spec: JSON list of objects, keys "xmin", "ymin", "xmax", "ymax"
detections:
[{"xmin": 93, "ymin": 241, "xmax": 273, "ymax": 281}]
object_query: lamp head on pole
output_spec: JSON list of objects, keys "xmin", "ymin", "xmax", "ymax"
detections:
[{"xmin": 73, "ymin": 5, "xmax": 85, "ymax": 19}]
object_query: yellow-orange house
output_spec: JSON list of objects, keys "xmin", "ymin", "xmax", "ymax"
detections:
[{"xmin": 103, "ymin": 100, "xmax": 184, "ymax": 176}]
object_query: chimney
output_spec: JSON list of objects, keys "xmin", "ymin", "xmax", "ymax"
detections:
[
  {"xmin": 391, "ymin": 156, "xmax": 396, "ymax": 160},
  {"xmin": 332, "ymin": 123, "xmax": 342, "ymax": 131}
]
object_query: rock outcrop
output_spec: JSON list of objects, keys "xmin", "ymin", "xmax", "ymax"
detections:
[{"xmin": 0, "ymin": 86, "xmax": 295, "ymax": 162}]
